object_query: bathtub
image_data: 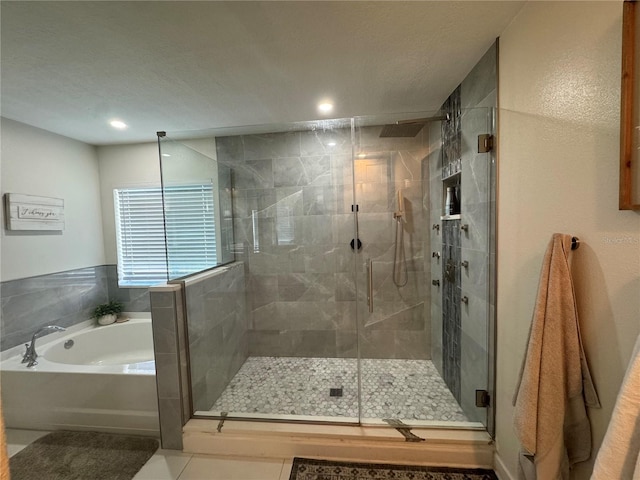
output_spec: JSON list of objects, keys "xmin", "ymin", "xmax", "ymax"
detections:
[{"xmin": 0, "ymin": 316, "xmax": 159, "ymax": 436}]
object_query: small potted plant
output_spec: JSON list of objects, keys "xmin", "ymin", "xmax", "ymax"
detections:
[{"xmin": 92, "ymin": 300, "xmax": 124, "ymax": 326}]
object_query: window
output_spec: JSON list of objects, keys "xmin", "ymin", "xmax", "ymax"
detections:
[{"xmin": 114, "ymin": 184, "xmax": 217, "ymax": 287}]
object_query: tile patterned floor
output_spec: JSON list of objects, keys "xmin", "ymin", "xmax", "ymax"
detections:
[{"xmin": 209, "ymin": 357, "xmax": 468, "ymax": 422}]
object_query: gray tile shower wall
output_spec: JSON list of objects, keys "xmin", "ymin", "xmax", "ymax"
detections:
[
  {"xmin": 216, "ymin": 127, "xmax": 431, "ymax": 360},
  {"xmin": 458, "ymin": 42, "xmax": 496, "ymax": 423},
  {"xmin": 106, "ymin": 264, "xmax": 151, "ymax": 312},
  {"xmin": 0, "ymin": 266, "xmax": 109, "ymax": 351},
  {"xmin": 184, "ymin": 263, "xmax": 248, "ymax": 411},
  {"xmin": 442, "ymin": 219, "xmax": 462, "ymax": 403},
  {"xmin": 353, "ymin": 128, "xmax": 431, "ymax": 360},
  {"xmin": 439, "ymin": 85, "xmax": 463, "ymax": 405},
  {"xmin": 441, "ymin": 86, "xmax": 462, "ymax": 170},
  {"xmin": 428, "ymin": 41, "xmax": 496, "ymax": 423},
  {"xmin": 428, "ymin": 120, "xmax": 444, "ymax": 375},
  {"xmin": 149, "ymin": 284, "xmax": 188, "ymax": 450}
]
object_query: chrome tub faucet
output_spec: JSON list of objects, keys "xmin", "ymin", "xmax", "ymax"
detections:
[{"xmin": 21, "ymin": 325, "xmax": 66, "ymax": 367}]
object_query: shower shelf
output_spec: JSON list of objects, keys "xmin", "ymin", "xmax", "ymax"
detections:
[{"xmin": 440, "ymin": 214, "xmax": 461, "ymax": 221}]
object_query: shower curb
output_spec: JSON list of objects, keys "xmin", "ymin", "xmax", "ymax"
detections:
[{"xmin": 182, "ymin": 420, "xmax": 494, "ymax": 469}]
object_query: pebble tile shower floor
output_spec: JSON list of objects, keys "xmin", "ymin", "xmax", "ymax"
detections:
[{"xmin": 209, "ymin": 357, "xmax": 468, "ymax": 422}]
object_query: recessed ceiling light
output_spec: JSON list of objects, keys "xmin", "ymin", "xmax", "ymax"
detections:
[
  {"xmin": 109, "ymin": 120, "xmax": 128, "ymax": 130},
  {"xmin": 317, "ymin": 102, "xmax": 334, "ymax": 114}
]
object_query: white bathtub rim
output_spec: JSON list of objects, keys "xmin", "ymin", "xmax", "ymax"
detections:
[
  {"xmin": 0, "ymin": 311, "xmax": 150, "ymax": 361},
  {"xmin": 0, "ymin": 313, "xmax": 154, "ymax": 375}
]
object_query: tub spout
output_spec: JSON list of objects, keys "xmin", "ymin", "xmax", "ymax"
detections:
[{"xmin": 22, "ymin": 325, "xmax": 66, "ymax": 367}]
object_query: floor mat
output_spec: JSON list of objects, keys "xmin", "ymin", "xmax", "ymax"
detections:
[
  {"xmin": 9, "ymin": 430, "xmax": 158, "ymax": 480},
  {"xmin": 288, "ymin": 457, "xmax": 498, "ymax": 480}
]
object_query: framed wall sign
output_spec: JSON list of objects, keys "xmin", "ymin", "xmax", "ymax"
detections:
[
  {"xmin": 4, "ymin": 193, "xmax": 65, "ymax": 231},
  {"xmin": 620, "ymin": 0, "xmax": 640, "ymax": 210}
]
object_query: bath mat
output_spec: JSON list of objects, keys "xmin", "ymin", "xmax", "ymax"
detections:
[
  {"xmin": 288, "ymin": 458, "xmax": 498, "ymax": 480},
  {"xmin": 9, "ymin": 430, "xmax": 158, "ymax": 480}
]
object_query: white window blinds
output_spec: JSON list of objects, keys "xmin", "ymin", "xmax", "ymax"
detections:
[{"xmin": 114, "ymin": 184, "xmax": 217, "ymax": 287}]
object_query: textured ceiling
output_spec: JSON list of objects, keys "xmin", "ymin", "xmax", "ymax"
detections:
[{"xmin": 1, "ymin": 1, "xmax": 524, "ymax": 145}]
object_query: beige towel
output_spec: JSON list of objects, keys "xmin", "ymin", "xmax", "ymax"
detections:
[
  {"xmin": 513, "ymin": 233, "xmax": 600, "ymax": 480},
  {"xmin": 591, "ymin": 334, "xmax": 640, "ymax": 479}
]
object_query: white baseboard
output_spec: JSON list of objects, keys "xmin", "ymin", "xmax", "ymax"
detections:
[{"xmin": 494, "ymin": 452, "xmax": 516, "ymax": 480}]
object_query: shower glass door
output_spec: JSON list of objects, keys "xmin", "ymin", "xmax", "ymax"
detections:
[
  {"xmin": 353, "ymin": 109, "xmax": 493, "ymax": 429},
  {"xmin": 162, "ymin": 110, "xmax": 494, "ymax": 430},
  {"xmin": 352, "ymin": 114, "xmax": 435, "ymax": 425},
  {"xmin": 170, "ymin": 119, "xmax": 363, "ymax": 422}
]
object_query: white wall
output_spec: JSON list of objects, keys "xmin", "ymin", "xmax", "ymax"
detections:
[
  {"xmin": 97, "ymin": 138, "xmax": 217, "ymax": 264},
  {"xmin": 496, "ymin": 2, "xmax": 640, "ymax": 479},
  {"xmin": 97, "ymin": 143, "xmax": 161, "ymax": 264},
  {"xmin": 0, "ymin": 118, "xmax": 105, "ymax": 281}
]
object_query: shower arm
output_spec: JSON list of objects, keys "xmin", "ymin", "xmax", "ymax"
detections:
[{"xmin": 396, "ymin": 113, "xmax": 450, "ymax": 125}]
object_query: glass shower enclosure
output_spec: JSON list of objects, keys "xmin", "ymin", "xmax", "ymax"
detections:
[{"xmin": 157, "ymin": 108, "xmax": 495, "ymax": 431}]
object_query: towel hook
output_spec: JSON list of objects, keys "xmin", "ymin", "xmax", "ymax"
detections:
[{"xmin": 571, "ymin": 237, "xmax": 580, "ymax": 250}]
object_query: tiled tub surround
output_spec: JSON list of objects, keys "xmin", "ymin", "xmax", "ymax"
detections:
[
  {"xmin": 1, "ymin": 266, "xmax": 109, "ymax": 351},
  {"xmin": 1, "ymin": 264, "xmax": 151, "ymax": 352},
  {"xmin": 207, "ymin": 356, "xmax": 468, "ymax": 423},
  {"xmin": 184, "ymin": 263, "xmax": 248, "ymax": 412},
  {"xmin": 216, "ymin": 126, "xmax": 431, "ymax": 360},
  {"xmin": 106, "ymin": 264, "xmax": 151, "ymax": 312}
]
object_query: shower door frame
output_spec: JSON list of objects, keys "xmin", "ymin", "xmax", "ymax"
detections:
[{"xmin": 164, "ymin": 113, "xmax": 496, "ymax": 436}]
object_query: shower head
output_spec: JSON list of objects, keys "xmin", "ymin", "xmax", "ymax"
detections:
[{"xmin": 379, "ymin": 113, "xmax": 450, "ymax": 138}]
